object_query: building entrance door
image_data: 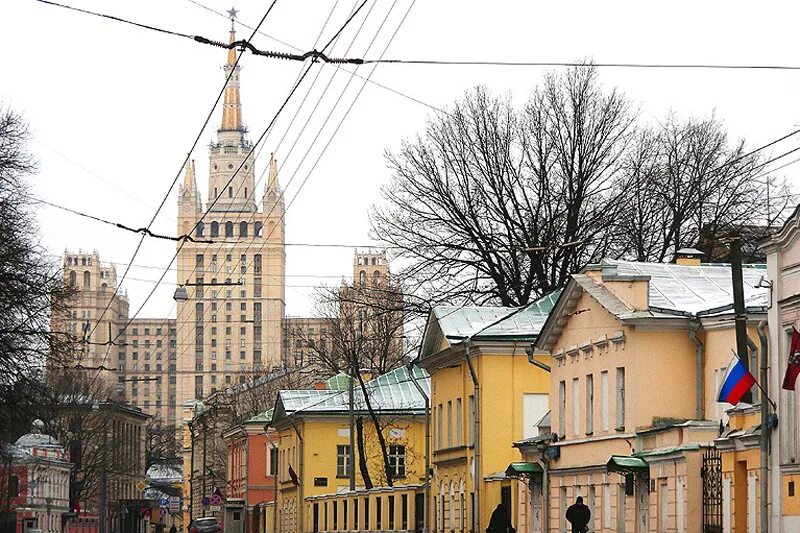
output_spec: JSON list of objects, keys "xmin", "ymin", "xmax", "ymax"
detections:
[{"xmin": 701, "ymin": 449, "xmax": 723, "ymax": 533}]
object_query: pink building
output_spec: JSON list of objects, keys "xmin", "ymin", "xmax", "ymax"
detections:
[
  {"xmin": 222, "ymin": 411, "xmax": 277, "ymax": 533},
  {"xmin": 1, "ymin": 420, "xmax": 72, "ymax": 533}
]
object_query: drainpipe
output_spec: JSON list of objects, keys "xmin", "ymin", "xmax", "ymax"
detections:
[
  {"xmin": 290, "ymin": 418, "xmax": 304, "ymax": 533},
  {"xmin": 407, "ymin": 363, "xmax": 430, "ymax": 533},
  {"xmin": 463, "ymin": 339, "xmax": 480, "ymax": 533},
  {"xmin": 540, "ymin": 454, "xmax": 549, "ymax": 533},
  {"xmin": 688, "ymin": 320, "xmax": 705, "ymax": 420},
  {"xmin": 757, "ymin": 320, "xmax": 769, "ymax": 533}
]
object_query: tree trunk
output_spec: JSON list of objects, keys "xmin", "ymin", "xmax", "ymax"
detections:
[{"xmin": 355, "ymin": 417, "xmax": 373, "ymax": 490}]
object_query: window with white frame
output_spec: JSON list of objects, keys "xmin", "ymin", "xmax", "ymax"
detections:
[
  {"xmin": 336, "ymin": 445, "xmax": 350, "ymax": 477},
  {"xmin": 388, "ymin": 445, "xmax": 406, "ymax": 478}
]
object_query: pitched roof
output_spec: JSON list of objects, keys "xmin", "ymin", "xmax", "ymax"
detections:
[
  {"xmin": 418, "ymin": 290, "xmax": 560, "ymax": 360},
  {"xmin": 273, "ymin": 366, "xmax": 430, "ymax": 421},
  {"xmin": 601, "ymin": 260, "xmax": 769, "ymax": 316}
]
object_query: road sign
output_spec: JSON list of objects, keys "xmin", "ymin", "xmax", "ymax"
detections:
[
  {"xmin": 159, "ymin": 498, "xmax": 169, "ymax": 507},
  {"xmin": 210, "ymin": 506, "xmax": 221, "ymax": 512},
  {"xmin": 210, "ymin": 494, "xmax": 222, "ymax": 506},
  {"xmin": 169, "ymin": 497, "xmax": 181, "ymax": 512},
  {"xmin": 136, "ymin": 481, "xmax": 146, "ymax": 492},
  {"xmin": 201, "ymin": 496, "xmax": 210, "ymax": 507}
]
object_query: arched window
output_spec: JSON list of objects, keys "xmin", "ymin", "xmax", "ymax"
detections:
[
  {"xmin": 196, "ymin": 222, "xmax": 205, "ymax": 237},
  {"xmin": 211, "ymin": 222, "xmax": 219, "ymax": 237},
  {"xmin": 228, "ymin": 187, "xmax": 233, "ymax": 198},
  {"xmin": 83, "ymin": 271, "xmax": 91, "ymax": 289},
  {"xmin": 69, "ymin": 270, "xmax": 77, "ymax": 286},
  {"xmin": 371, "ymin": 257, "xmax": 377, "ymax": 266},
  {"xmin": 101, "ymin": 282, "xmax": 108, "ymax": 290},
  {"xmin": 225, "ymin": 222, "xmax": 234, "ymax": 237},
  {"xmin": 239, "ymin": 222, "xmax": 248, "ymax": 237},
  {"xmin": 255, "ymin": 222, "xmax": 263, "ymax": 237},
  {"xmin": 373, "ymin": 271, "xmax": 381, "ymax": 285},
  {"xmin": 359, "ymin": 271, "xmax": 367, "ymax": 286}
]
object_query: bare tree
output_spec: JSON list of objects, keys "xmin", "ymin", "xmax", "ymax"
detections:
[
  {"xmin": 613, "ymin": 113, "xmax": 793, "ymax": 262},
  {"xmin": 372, "ymin": 67, "xmax": 636, "ymax": 307},
  {"xmin": 373, "ymin": 68, "xmax": 795, "ymax": 307},
  {"xmin": 0, "ymin": 106, "xmax": 75, "ymax": 419}
]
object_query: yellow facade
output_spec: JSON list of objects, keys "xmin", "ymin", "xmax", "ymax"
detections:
[
  {"xmin": 270, "ymin": 413, "xmax": 426, "ymax": 533},
  {"xmin": 418, "ymin": 299, "xmax": 557, "ymax": 533},
  {"xmin": 269, "ymin": 366, "xmax": 429, "ymax": 533}
]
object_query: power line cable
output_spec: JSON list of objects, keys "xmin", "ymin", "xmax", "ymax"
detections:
[{"xmin": 41, "ymin": 0, "xmax": 800, "ymax": 72}]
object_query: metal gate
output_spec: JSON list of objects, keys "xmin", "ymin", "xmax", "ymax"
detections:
[{"xmin": 701, "ymin": 448, "xmax": 723, "ymax": 533}]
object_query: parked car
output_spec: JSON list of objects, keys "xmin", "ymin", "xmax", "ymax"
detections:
[{"xmin": 190, "ymin": 517, "xmax": 222, "ymax": 533}]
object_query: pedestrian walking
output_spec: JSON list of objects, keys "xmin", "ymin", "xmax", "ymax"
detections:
[
  {"xmin": 565, "ymin": 496, "xmax": 591, "ymax": 533},
  {"xmin": 486, "ymin": 503, "xmax": 514, "ymax": 533}
]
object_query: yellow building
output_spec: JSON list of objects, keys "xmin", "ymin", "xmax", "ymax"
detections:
[
  {"xmin": 269, "ymin": 366, "xmax": 429, "ymax": 533},
  {"xmin": 530, "ymin": 257, "xmax": 769, "ymax": 532},
  {"xmin": 417, "ymin": 294, "xmax": 558, "ymax": 533}
]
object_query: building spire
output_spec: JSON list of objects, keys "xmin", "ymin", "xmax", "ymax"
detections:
[
  {"xmin": 220, "ymin": 7, "xmax": 243, "ymax": 133},
  {"xmin": 267, "ymin": 153, "xmax": 279, "ymax": 191},
  {"xmin": 183, "ymin": 159, "xmax": 197, "ymax": 191}
]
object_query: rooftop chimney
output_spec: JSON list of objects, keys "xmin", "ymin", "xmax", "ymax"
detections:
[{"xmin": 674, "ymin": 247, "xmax": 705, "ymax": 266}]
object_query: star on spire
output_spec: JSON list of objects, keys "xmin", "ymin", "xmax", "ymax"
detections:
[{"xmin": 227, "ymin": 6, "xmax": 238, "ymax": 31}]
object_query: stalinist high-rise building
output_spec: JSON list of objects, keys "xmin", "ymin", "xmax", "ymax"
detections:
[{"xmin": 175, "ymin": 19, "xmax": 285, "ymax": 408}]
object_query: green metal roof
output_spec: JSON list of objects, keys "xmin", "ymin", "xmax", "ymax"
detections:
[
  {"xmin": 324, "ymin": 373, "xmax": 353, "ymax": 391},
  {"xmin": 246, "ymin": 408, "xmax": 274, "ymax": 425},
  {"xmin": 432, "ymin": 289, "xmax": 562, "ymax": 342},
  {"xmin": 505, "ymin": 462, "xmax": 543, "ymax": 477},
  {"xmin": 606, "ymin": 455, "xmax": 649, "ymax": 473},
  {"xmin": 276, "ymin": 366, "xmax": 430, "ymax": 417}
]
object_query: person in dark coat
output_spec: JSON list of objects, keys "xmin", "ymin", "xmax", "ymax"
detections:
[
  {"xmin": 487, "ymin": 503, "xmax": 513, "ymax": 533},
  {"xmin": 565, "ymin": 496, "xmax": 591, "ymax": 533},
  {"xmin": 169, "ymin": 525, "xmax": 178, "ymax": 533}
]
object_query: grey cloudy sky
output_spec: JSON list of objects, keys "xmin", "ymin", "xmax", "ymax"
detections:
[{"xmin": 2, "ymin": 0, "xmax": 800, "ymax": 319}]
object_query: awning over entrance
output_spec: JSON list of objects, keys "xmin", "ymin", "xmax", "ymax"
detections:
[
  {"xmin": 606, "ymin": 455, "xmax": 649, "ymax": 474},
  {"xmin": 504, "ymin": 462, "xmax": 543, "ymax": 479}
]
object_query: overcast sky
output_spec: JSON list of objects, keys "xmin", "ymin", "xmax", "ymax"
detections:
[{"xmin": 3, "ymin": 0, "xmax": 800, "ymax": 319}]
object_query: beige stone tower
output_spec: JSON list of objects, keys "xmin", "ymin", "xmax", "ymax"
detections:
[
  {"xmin": 175, "ymin": 18, "xmax": 285, "ymax": 407},
  {"xmin": 57, "ymin": 250, "xmax": 129, "ymax": 371}
]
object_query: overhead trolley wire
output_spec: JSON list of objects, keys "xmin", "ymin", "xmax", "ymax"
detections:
[{"xmin": 36, "ymin": 0, "xmax": 800, "ymax": 72}]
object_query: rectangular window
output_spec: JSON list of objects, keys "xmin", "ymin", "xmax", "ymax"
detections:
[
  {"xmin": 558, "ymin": 381, "xmax": 566, "ymax": 437},
  {"xmin": 572, "ymin": 378, "xmax": 580, "ymax": 435},
  {"xmin": 336, "ymin": 445, "xmax": 350, "ymax": 477},
  {"xmin": 447, "ymin": 400, "xmax": 453, "ymax": 448},
  {"xmin": 616, "ymin": 367, "xmax": 626, "ymax": 430},
  {"xmin": 601, "ymin": 370, "xmax": 609, "ymax": 431},
  {"xmin": 456, "ymin": 397, "xmax": 463, "ymax": 445},
  {"xmin": 586, "ymin": 374, "xmax": 594, "ymax": 435},
  {"xmin": 468, "ymin": 395, "xmax": 475, "ymax": 445},
  {"xmin": 437, "ymin": 404, "xmax": 443, "ymax": 449},
  {"xmin": 388, "ymin": 445, "xmax": 406, "ymax": 477}
]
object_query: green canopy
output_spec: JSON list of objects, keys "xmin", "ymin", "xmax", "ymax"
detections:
[
  {"xmin": 504, "ymin": 462, "xmax": 543, "ymax": 478},
  {"xmin": 606, "ymin": 455, "xmax": 649, "ymax": 474}
]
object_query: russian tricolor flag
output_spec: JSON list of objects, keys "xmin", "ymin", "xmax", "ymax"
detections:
[{"xmin": 718, "ymin": 357, "xmax": 756, "ymax": 405}]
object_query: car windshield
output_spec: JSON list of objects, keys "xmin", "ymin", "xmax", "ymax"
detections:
[{"xmin": 196, "ymin": 519, "xmax": 217, "ymax": 524}]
